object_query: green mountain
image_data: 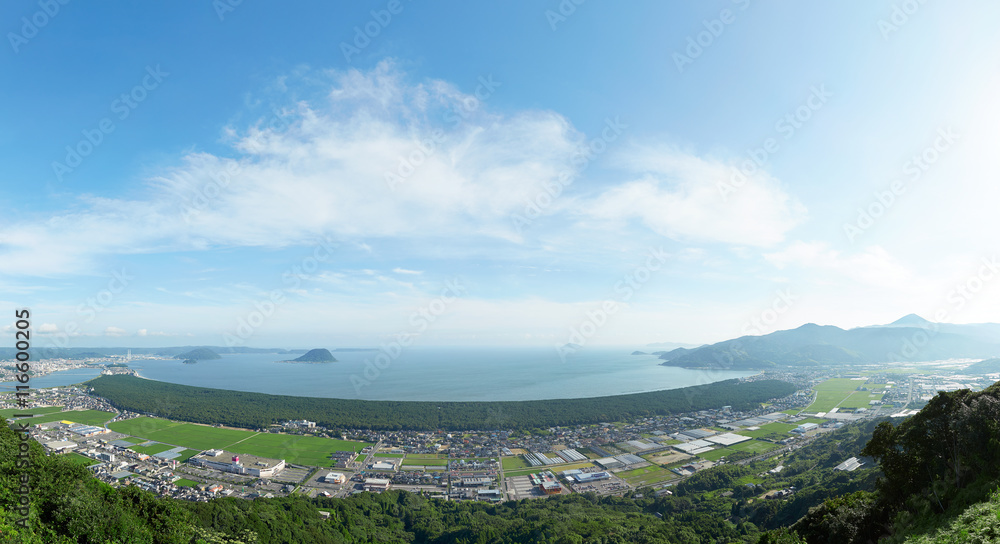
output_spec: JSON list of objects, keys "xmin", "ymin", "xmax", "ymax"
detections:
[
  {"xmin": 660, "ymin": 319, "xmax": 1000, "ymax": 369},
  {"xmin": 963, "ymin": 357, "xmax": 1000, "ymax": 374},
  {"xmin": 767, "ymin": 380, "xmax": 1000, "ymax": 543},
  {"xmin": 173, "ymin": 347, "xmax": 221, "ymax": 360},
  {"xmin": 286, "ymin": 348, "xmax": 336, "ymax": 363}
]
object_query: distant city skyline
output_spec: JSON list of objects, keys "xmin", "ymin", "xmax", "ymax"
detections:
[{"xmin": 2, "ymin": 2, "xmax": 999, "ymax": 349}]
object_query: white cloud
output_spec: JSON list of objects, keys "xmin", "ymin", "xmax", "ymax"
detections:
[
  {"xmin": 38, "ymin": 323, "xmax": 60, "ymax": 333},
  {"xmin": 764, "ymin": 241, "xmax": 918, "ymax": 289},
  {"xmin": 0, "ymin": 60, "xmax": 583, "ymax": 276},
  {"xmin": 104, "ymin": 326, "xmax": 128, "ymax": 337},
  {"xmin": 586, "ymin": 146, "xmax": 807, "ymax": 247},
  {"xmin": 393, "ymin": 268, "xmax": 422, "ymax": 275}
]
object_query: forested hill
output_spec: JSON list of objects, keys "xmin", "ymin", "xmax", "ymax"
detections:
[
  {"xmin": 759, "ymin": 379, "xmax": 1000, "ymax": 542},
  {"xmin": 86, "ymin": 375, "xmax": 795, "ymax": 431}
]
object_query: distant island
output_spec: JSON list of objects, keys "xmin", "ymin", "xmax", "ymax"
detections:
[
  {"xmin": 631, "ymin": 351, "xmax": 647, "ymax": 355},
  {"xmin": 181, "ymin": 359, "xmax": 198, "ymax": 365},
  {"xmin": 173, "ymin": 348, "xmax": 221, "ymax": 360},
  {"xmin": 281, "ymin": 348, "xmax": 337, "ymax": 363}
]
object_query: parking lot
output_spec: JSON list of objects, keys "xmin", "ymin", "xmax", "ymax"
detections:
[{"xmin": 504, "ymin": 476, "xmax": 544, "ymax": 501}]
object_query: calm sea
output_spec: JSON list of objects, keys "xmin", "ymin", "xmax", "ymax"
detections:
[
  {"xmin": 0, "ymin": 347, "xmax": 753, "ymax": 401},
  {"xmin": 3, "ymin": 348, "xmax": 751, "ymax": 402}
]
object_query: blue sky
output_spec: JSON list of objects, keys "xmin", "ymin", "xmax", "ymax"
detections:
[{"xmin": 2, "ymin": 1, "xmax": 999, "ymax": 349}]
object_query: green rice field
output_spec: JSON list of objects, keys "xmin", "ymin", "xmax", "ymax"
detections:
[
  {"xmin": 735, "ymin": 422, "xmax": 797, "ymax": 439},
  {"xmin": 617, "ymin": 465, "xmax": 675, "ymax": 486},
  {"xmin": 107, "ymin": 417, "xmax": 370, "ymax": 466},
  {"xmin": 19, "ymin": 410, "xmax": 116, "ymax": 426},
  {"xmin": 58, "ymin": 452, "xmax": 99, "ymax": 466},
  {"xmin": 501, "ymin": 456, "xmax": 528, "ymax": 470},
  {"xmin": 806, "ymin": 378, "xmax": 881, "ymax": 412},
  {"xmin": 0, "ymin": 406, "xmax": 65, "ymax": 419}
]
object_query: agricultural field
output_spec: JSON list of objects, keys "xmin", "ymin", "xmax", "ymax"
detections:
[
  {"xmin": 402, "ymin": 458, "xmax": 449, "ymax": 467},
  {"xmin": 107, "ymin": 416, "xmax": 370, "ymax": 465},
  {"xmin": 404, "ymin": 454, "xmax": 444, "ymax": 459},
  {"xmin": 0, "ymin": 406, "xmax": 65, "ymax": 419},
  {"xmin": 806, "ymin": 378, "xmax": 876, "ymax": 412},
  {"xmin": 220, "ymin": 433, "xmax": 369, "ymax": 466},
  {"xmin": 19, "ymin": 410, "xmax": 116, "ymax": 427},
  {"xmin": 699, "ymin": 440, "xmax": 780, "ymax": 461},
  {"xmin": 617, "ymin": 465, "xmax": 675, "ymax": 486},
  {"xmin": 58, "ymin": 452, "xmax": 99, "ymax": 466},
  {"xmin": 173, "ymin": 478, "xmax": 200, "ymax": 487},
  {"xmin": 107, "ymin": 417, "xmax": 181, "ymax": 436},
  {"xmin": 129, "ymin": 442, "xmax": 176, "ymax": 456},
  {"xmin": 642, "ymin": 451, "xmax": 691, "ymax": 466},
  {"xmin": 838, "ymin": 391, "xmax": 884, "ymax": 409},
  {"xmin": 697, "ymin": 448, "xmax": 730, "ymax": 462},
  {"xmin": 505, "ymin": 461, "xmax": 595, "ymax": 479},
  {"xmin": 735, "ymin": 422, "xmax": 797, "ymax": 439},
  {"xmin": 501, "ymin": 456, "xmax": 528, "ymax": 470},
  {"xmin": 372, "ymin": 453, "xmax": 403, "ymax": 458}
]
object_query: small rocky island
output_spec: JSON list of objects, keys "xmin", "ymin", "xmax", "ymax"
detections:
[
  {"xmin": 281, "ymin": 348, "xmax": 337, "ymax": 363},
  {"xmin": 181, "ymin": 359, "xmax": 198, "ymax": 365}
]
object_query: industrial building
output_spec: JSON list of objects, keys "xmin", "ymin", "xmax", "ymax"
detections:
[
  {"xmin": 363, "ymin": 478, "xmax": 391, "ymax": 492},
  {"xmin": 572, "ymin": 471, "xmax": 610, "ymax": 483},
  {"xmin": 793, "ymin": 423, "xmax": 819, "ymax": 434},
  {"xmin": 595, "ymin": 457, "xmax": 624, "ymax": 470},
  {"xmin": 705, "ymin": 433, "xmax": 752, "ymax": 446},
  {"xmin": 461, "ymin": 477, "xmax": 493, "ymax": 487},
  {"xmin": 523, "ymin": 452, "xmax": 562, "ymax": 467},
  {"xmin": 66, "ymin": 423, "xmax": 108, "ymax": 437},
  {"xmin": 673, "ymin": 440, "xmax": 716, "ymax": 455},
  {"xmin": 323, "ymin": 472, "xmax": 346, "ymax": 484},
  {"xmin": 554, "ymin": 448, "xmax": 587, "ymax": 462},
  {"xmin": 189, "ymin": 450, "xmax": 286, "ymax": 478},
  {"xmin": 477, "ymin": 489, "xmax": 502, "ymax": 502},
  {"xmin": 43, "ymin": 440, "xmax": 77, "ymax": 452},
  {"xmin": 540, "ymin": 481, "xmax": 562, "ymax": 494}
]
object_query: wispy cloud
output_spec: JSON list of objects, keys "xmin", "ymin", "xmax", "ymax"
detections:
[{"xmin": 585, "ymin": 146, "xmax": 807, "ymax": 247}]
